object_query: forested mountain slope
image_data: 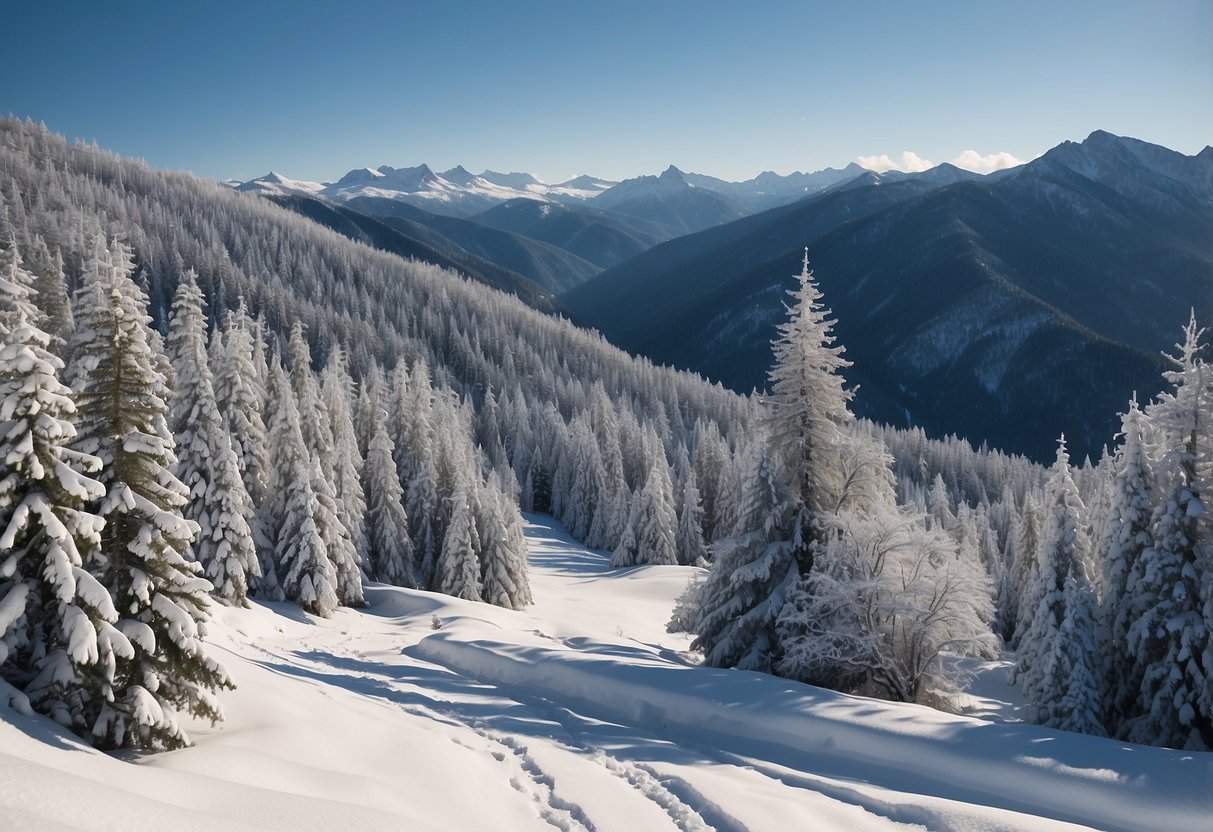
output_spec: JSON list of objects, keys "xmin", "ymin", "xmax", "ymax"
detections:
[
  {"xmin": 564, "ymin": 132, "xmax": 1213, "ymax": 461},
  {"xmin": 343, "ymin": 195, "xmax": 603, "ymax": 294},
  {"xmin": 471, "ymin": 198, "xmax": 676, "ymax": 270},
  {"xmin": 264, "ymin": 193, "xmax": 565, "ymax": 313}
]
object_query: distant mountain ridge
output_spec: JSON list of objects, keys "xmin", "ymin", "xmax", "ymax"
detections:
[
  {"xmin": 563, "ymin": 131, "xmax": 1213, "ymax": 461},
  {"xmin": 232, "ymin": 157, "xmax": 882, "ymax": 277},
  {"xmin": 230, "ymin": 159, "xmax": 875, "ymax": 228}
]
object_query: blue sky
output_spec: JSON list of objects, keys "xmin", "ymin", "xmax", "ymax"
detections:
[{"xmin": 3, "ymin": 1, "xmax": 1210, "ymax": 183}]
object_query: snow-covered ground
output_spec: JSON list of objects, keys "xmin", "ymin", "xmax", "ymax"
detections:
[{"xmin": 2, "ymin": 515, "xmax": 1209, "ymax": 831}]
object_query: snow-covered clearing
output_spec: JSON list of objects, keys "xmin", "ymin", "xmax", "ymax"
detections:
[{"xmin": 2, "ymin": 515, "xmax": 1209, "ymax": 831}]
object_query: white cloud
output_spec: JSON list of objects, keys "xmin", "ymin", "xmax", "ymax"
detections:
[
  {"xmin": 949, "ymin": 150, "xmax": 1024, "ymax": 174},
  {"xmin": 856, "ymin": 151, "xmax": 935, "ymax": 173}
]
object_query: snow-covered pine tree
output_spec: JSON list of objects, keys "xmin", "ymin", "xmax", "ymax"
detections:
[
  {"xmin": 1126, "ymin": 316, "xmax": 1210, "ymax": 750},
  {"xmin": 764, "ymin": 249, "xmax": 852, "ymax": 574},
  {"xmin": 479, "ymin": 473, "xmax": 533, "ymax": 610},
  {"xmin": 264, "ymin": 362, "xmax": 338, "ymax": 617},
  {"xmin": 68, "ymin": 239, "xmax": 232, "ymax": 751},
  {"xmin": 354, "ymin": 361, "xmax": 386, "ymax": 458},
  {"xmin": 321, "ymin": 347, "xmax": 370, "ymax": 569},
  {"xmin": 213, "ymin": 300, "xmax": 269, "ymax": 510},
  {"xmin": 1101, "ymin": 397, "xmax": 1157, "ymax": 734},
  {"xmin": 0, "ymin": 262, "xmax": 130, "ymax": 737},
  {"xmin": 631, "ymin": 453, "xmax": 679, "ymax": 566},
  {"xmin": 676, "ymin": 462, "xmax": 708, "ymax": 566},
  {"xmin": 1047, "ymin": 561, "xmax": 1106, "ymax": 735},
  {"xmin": 0, "ymin": 235, "xmax": 39, "ymax": 339},
  {"xmin": 363, "ymin": 421, "xmax": 416, "ymax": 586},
  {"xmin": 24, "ymin": 235, "xmax": 74, "ymax": 351},
  {"xmin": 692, "ymin": 440, "xmax": 797, "ymax": 671},
  {"xmin": 1009, "ymin": 495, "xmax": 1042, "ymax": 649},
  {"xmin": 1015, "ymin": 437, "xmax": 1090, "ymax": 722},
  {"xmin": 610, "ymin": 488, "xmax": 642, "ymax": 568},
  {"xmin": 287, "ymin": 323, "xmax": 334, "ymax": 477},
  {"xmin": 564, "ymin": 413, "xmax": 604, "ymax": 542},
  {"xmin": 693, "ymin": 419, "xmax": 728, "ymax": 543},
  {"xmin": 437, "ymin": 482, "xmax": 482, "ymax": 601},
  {"xmin": 310, "ymin": 449, "xmax": 364, "ymax": 607},
  {"xmin": 166, "ymin": 270, "xmax": 259, "ymax": 604}
]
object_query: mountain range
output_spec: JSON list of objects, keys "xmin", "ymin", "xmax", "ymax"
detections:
[
  {"xmin": 563, "ymin": 131, "xmax": 1213, "ymax": 461},
  {"xmin": 233, "ymin": 160, "xmax": 868, "ymax": 237}
]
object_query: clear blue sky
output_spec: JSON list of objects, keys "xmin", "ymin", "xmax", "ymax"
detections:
[{"xmin": 3, "ymin": 0, "xmax": 1210, "ymax": 183}]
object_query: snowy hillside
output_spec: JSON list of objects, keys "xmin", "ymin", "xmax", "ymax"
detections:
[{"xmin": 3, "ymin": 515, "xmax": 1207, "ymax": 832}]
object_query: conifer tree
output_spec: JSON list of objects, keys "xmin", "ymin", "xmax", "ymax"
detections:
[
  {"xmin": 1046, "ymin": 563, "xmax": 1105, "ymax": 735},
  {"xmin": 1016, "ymin": 438, "xmax": 1090, "ymax": 720},
  {"xmin": 764, "ymin": 250, "xmax": 852, "ymax": 574},
  {"xmin": 321, "ymin": 347, "xmax": 370, "ymax": 567},
  {"xmin": 213, "ymin": 301, "xmax": 269, "ymax": 509},
  {"xmin": 311, "ymin": 450, "xmax": 364, "ymax": 607},
  {"xmin": 0, "ymin": 263, "xmax": 129, "ymax": 737},
  {"xmin": 676, "ymin": 464, "xmax": 708, "ymax": 565},
  {"xmin": 166, "ymin": 271, "xmax": 259, "ymax": 604},
  {"xmin": 1009, "ymin": 496, "xmax": 1042, "ymax": 648},
  {"xmin": 0, "ymin": 236, "xmax": 39, "ymax": 339},
  {"xmin": 24, "ymin": 235, "xmax": 74, "ymax": 351},
  {"xmin": 632, "ymin": 456, "xmax": 679, "ymax": 566},
  {"xmin": 1101, "ymin": 397, "xmax": 1157, "ymax": 733},
  {"xmin": 1126, "ymin": 317, "xmax": 1210, "ymax": 750},
  {"xmin": 68, "ymin": 239, "xmax": 231, "ymax": 750},
  {"xmin": 692, "ymin": 441, "xmax": 797, "ymax": 670},
  {"xmin": 363, "ymin": 422, "xmax": 416, "ymax": 587},
  {"xmin": 479, "ymin": 474, "xmax": 532, "ymax": 610},
  {"xmin": 437, "ymin": 483, "xmax": 482, "ymax": 601},
  {"xmin": 287, "ymin": 323, "xmax": 333, "ymax": 476},
  {"xmin": 264, "ymin": 363, "xmax": 338, "ymax": 617}
]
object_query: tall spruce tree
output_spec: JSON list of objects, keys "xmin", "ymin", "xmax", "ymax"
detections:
[
  {"xmin": 264, "ymin": 362, "xmax": 338, "ymax": 617},
  {"xmin": 0, "ymin": 258, "xmax": 129, "ymax": 738},
  {"xmin": 166, "ymin": 271, "xmax": 259, "ymax": 604},
  {"xmin": 363, "ymin": 422, "xmax": 416, "ymax": 587},
  {"xmin": 479, "ymin": 474, "xmax": 533, "ymax": 610},
  {"xmin": 68, "ymin": 239, "xmax": 232, "ymax": 751},
  {"xmin": 764, "ymin": 250, "xmax": 853, "ymax": 575},
  {"xmin": 1126, "ymin": 316, "xmax": 1210, "ymax": 750},
  {"xmin": 437, "ymin": 482, "xmax": 482, "ymax": 601},
  {"xmin": 1102, "ymin": 397, "xmax": 1157, "ymax": 734},
  {"xmin": 1015, "ymin": 438, "xmax": 1090, "ymax": 722},
  {"xmin": 692, "ymin": 441, "xmax": 797, "ymax": 670}
]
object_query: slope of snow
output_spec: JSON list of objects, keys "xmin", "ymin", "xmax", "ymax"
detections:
[{"xmin": 3, "ymin": 515, "xmax": 1209, "ymax": 831}]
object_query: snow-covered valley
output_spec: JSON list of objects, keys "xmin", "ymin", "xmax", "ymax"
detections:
[{"xmin": 3, "ymin": 515, "xmax": 1207, "ymax": 832}]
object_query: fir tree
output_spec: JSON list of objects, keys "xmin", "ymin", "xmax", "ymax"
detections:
[
  {"xmin": 1101, "ymin": 397, "xmax": 1157, "ymax": 734},
  {"xmin": 213, "ymin": 300, "xmax": 269, "ymax": 509},
  {"xmin": 321, "ymin": 347, "xmax": 370, "ymax": 568},
  {"xmin": 692, "ymin": 441, "xmax": 797, "ymax": 671},
  {"xmin": 1016, "ymin": 437, "xmax": 1090, "ymax": 722},
  {"xmin": 676, "ymin": 462, "xmax": 708, "ymax": 566},
  {"xmin": 0, "ymin": 270, "xmax": 129, "ymax": 737},
  {"xmin": 764, "ymin": 250, "xmax": 852, "ymax": 573},
  {"xmin": 166, "ymin": 271, "xmax": 259, "ymax": 604},
  {"xmin": 363, "ymin": 422, "xmax": 416, "ymax": 586},
  {"xmin": 479, "ymin": 474, "xmax": 532, "ymax": 610},
  {"xmin": 68, "ymin": 239, "xmax": 231, "ymax": 751},
  {"xmin": 437, "ymin": 483, "xmax": 482, "ymax": 601},
  {"xmin": 264, "ymin": 363, "xmax": 338, "ymax": 617},
  {"xmin": 1126, "ymin": 317, "xmax": 1210, "ymax": 750},
  {"xmin": 631, "ymin": 455, "xmax": 679, "ymax": 566}
]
